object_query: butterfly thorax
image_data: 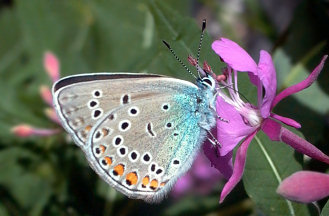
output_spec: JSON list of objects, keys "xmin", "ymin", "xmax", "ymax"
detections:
[{"xmin": 194, "ymin": 75, "xmax": 217, "ymax": 131}]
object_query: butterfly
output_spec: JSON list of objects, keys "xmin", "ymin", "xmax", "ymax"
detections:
[{"xmin": 52, "ymin": 20, "xmax": 220, "ymax": 203}]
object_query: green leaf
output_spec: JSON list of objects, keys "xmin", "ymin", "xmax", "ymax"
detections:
[
  {"xmin": 146, "ymin": 0, "xmax": 224, "ymax": 80},
  {"xmin": 243, "ymin": 130, "xmax": 310, "ymax": 216},
  {"xmin": 0, "ymin": 204, "xmax": 10, "ymax": 216},
  {"xmin": 0, "ymin": 7, "xmax": 22, "ymax": 75},
  {"xmin": 321, "ymin": 200, "xmax": 329, "ymax": 216},
  {"xmin": 274, "ymin": 46, "xmax": 328, "ymax": 115},
  {"xmin": 0, "ymin": 147, "xmax": 52, "ymax": 215},
  {"xmin": 163, "ymin": 195, "xmax": 220, "ymax": 216}
]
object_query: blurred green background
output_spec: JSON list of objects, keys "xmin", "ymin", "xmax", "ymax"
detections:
[{"xmin": 0, "ymin": 0, "xmax": 328, "ymax": 215}]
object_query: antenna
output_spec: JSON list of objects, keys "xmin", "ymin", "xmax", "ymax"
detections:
[
  {"xmin": 196, "ymin": 19, "xmax": 206, "ymax": 78},
  {"xmin": 162, "ymin": 40, "xmax": 197, "ymax": 79}
]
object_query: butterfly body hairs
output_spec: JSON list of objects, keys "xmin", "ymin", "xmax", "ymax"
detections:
[{"xmin": 52, "ymin": 20, "xmax": 219, "ymax": 202}]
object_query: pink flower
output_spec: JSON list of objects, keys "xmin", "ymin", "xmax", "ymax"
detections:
[
  {"xmin": 171, "ymin": 153, "xmax": 223, "ymax": 198},
  {"xmin": 206, "ymin": 37, "xmax": 329, "ymax": 203},
  {"xmin": 40, "ymin": 85, "xmax": 53, "ymax": 106},
  {"xmin": 277, "ymin": 171, "xmax": 329, "ymax": 203},
  {"xmin": 11, "ymin": 124, "xmax": 59, "ymax": 137},
  {"xmin": 11, "ymin": 51, "xmax": 61, "ymax": 137},
  {"xmin": 44, "ymin": 51, "xmax": 60, "ymax": 82}
]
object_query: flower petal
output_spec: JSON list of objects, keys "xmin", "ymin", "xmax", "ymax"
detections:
[
  {"xmin": 44, "ymin": 51, "xmax": 60, "ymax": 82},
  {"xmin": 203, "ymin": 142, "xmax": 233, "ymax": 180},
  {"xmin": 192, "ymin": 153, "xmax": 222, "ymax": 180},
  {"xmin": 261, "ymin": 118, "xmax": 281, "ymax": 141},
  {"xmin": 172, "ymin": 153, "xmax": 223, "ymax": 198},
  {"xmin": 11, "ymin": 124, "xmax": 35, "ymax": 137},
  {"xmin": 248, "ymin": 72, "xmax": 259, "ymax": 86},
  {"xmin": 277, "ymin": 171, "xmax": 329, "ymax": 203},
  {"xmin": 216, "ymin": 96, "xmax": 256, "ymax": 156},
  {"xmin": 280, "ymin": 127, "xmax": 329, "ymax": 164},
  {"xmin": 172, "ymin": 172, "xmax": 193, "ymax": 198},
  {"xmin": 212, "ymin": 38, "xmax": 257, "ymax": 73},
  {"xmin": 271, "ymin": 113, "xmax": 301, "ymax": 129},
  {"xmin": 45, "ymin": 108, "xmax": 61, "ymax": 125},
  {"xmin": 40, "ymin": 85, "xmax": 53, "ymax": 107},
  {"xmin": 220, "ymin": 130, "xmax": 257, "ymax": 203},
  {"xmin": 11, "ymin": 124, "xmax": 60, "ymax": 137},
  {"xmin": 272, "ymin": 55, "xmax": 328, "ymax": 109},
  {"xmin": 257, "ymin": 50, "xmax": 277, "ymax": 118}
]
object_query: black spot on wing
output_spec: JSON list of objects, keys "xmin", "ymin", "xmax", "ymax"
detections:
[{"xmin": 147, "ymin": 123, "xmax": 155, "ymax": 137}]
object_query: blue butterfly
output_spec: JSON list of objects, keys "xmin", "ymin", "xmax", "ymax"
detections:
[{"xmin": 52, "ymin": 20, "xmax": 219, "ymax": 202}]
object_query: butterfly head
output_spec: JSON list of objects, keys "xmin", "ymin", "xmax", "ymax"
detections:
[
  {"xmin": 197, "ymin": 74, "xmax": 216, "ymax": 91},
  {"xmin": 197, "ymin": 73, "xmax": 216, "ymax": 92}
]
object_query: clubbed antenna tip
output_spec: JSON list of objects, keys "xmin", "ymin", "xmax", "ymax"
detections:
[
  {"xmin": 202, "ymin": 19, "xmax": 206, "ymax": 32},
  {"xmin": 196, "ymin": 19, "xmax": 207, "ymax": 78},
  {"xmin": 162, "ymin": 40, "xmax": 171, "ymax": 49}
]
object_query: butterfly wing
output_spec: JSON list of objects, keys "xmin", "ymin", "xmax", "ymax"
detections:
[
  {"xmin": 53, "ymin": 73, "xmax": 208, "ymax": 202},
  {"xmin": 87, "ymin": 96, "xmax": 207, "ymax": 202},
  {"xmin": 53, "ymin": 73, "xmax": 163, "ymax": 146}
]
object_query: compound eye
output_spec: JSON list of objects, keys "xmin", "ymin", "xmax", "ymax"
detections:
[{"xmin": 202, "ymin": 77, "xmax": 214, "ymax": 88}]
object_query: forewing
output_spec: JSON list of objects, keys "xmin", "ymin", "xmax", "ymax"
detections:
[{"xmin": 52, "ymin": 73, "xmax": 163, "ymax": 146}]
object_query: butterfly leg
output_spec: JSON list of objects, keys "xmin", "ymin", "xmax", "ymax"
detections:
[
  {"xmin": 207, "ymin": 137, "xmax": 216, "ymax": 145},
  {"xmin": 217, "ymin": 115, "xmax": 228, "ymax": 123},
  {"xmin": 198, "ymin": 122, "xmax": 222, "ymax": 147},
  {"xmin": 206, "ymin": 130, "xmax": 222, "ymax": 148},
  {"xmin": 209, "ymin": 105, "xmax": 228, "ymax": 123},
  {"xmin": 209, "ymin": 93, "xmax": 229, "ymax": 123}
]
